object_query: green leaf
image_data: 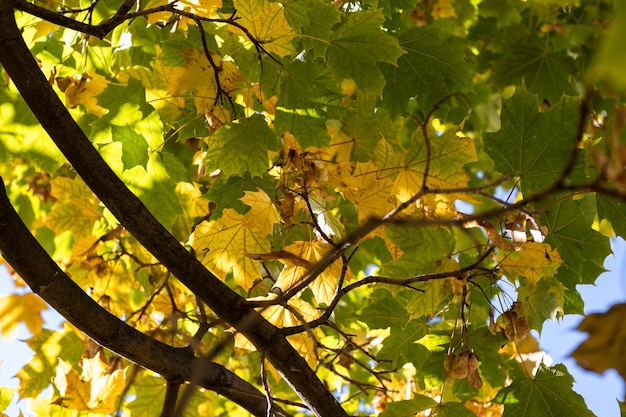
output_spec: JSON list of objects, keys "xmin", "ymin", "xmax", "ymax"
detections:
[
  {"xmin": 274, "ymin": 108, "xmax": 330, "ymax": 149},
  {"xmin": 360, "ymin": 289, "xmax": 409, "ymax": 330},
  {"xmin": 431, "ymin": 402, "xmax": 476, "ymax": 417},
  {"xmin": 378, "ymin": 318, "xmax": 430, "ymax": 370},
  {"xmin": 283, "ymin": 0, "xmax": 341, "ymax": 55},
  {"xmin": 492, "ymin": 38, "xmax": 578, "ymax": 105},
  {"xmin": 516, "ymin": 277, "xmax": 564, "ymax": 333},
  {"xmin": 477, "ymin": 0, "xmax": 522, "ymax": 27},
  {"xmin": 204, "ymin": 173, "xmax": 275, "ymax": 218},
  {"xmin": 494, "ymin": 363, "xmax": 594, "ymax": 417},
  {"xmin": 383, "ymin": 224, "xmax": 456, "ymax": 277},
  {"xmin": 91, "ymin": 78, "xmax": 145, "ymax": 127},
  {"xmin": 204, "ymin": 114, "xmax": 280, "ymax": 178},
  {"xmin": 379, "ymin": 395, "xmax": 438, "ymax": 417},
  {"xmin": 597, "ymin": 194, "xmax": 626, "ymax": 238},
  {"xmin": 341, "ymin": 94, "xmax": 399, "ymax": 162},
  {"xmin": 16, "ymin": 328, "xmax": 84, "ymax": 400},
  {"xmin": 468, "ymin": 327, "xmax": 514, "ymax": 388},
  {"xmin": 381, "ymin": 27, "xmax": 471, "ymax": 116},
  {"xmin": 590, "ymin": 0, "xmax": 626, "ymax": 89},
  {"xmin": 327, "ymin": 10, "xmax": 405, "ymax": 95},
  {"xmin": 543, "ymin": 195, "xmax": 611, "ymax": 288},
  {"xmin": 484, "ymin": 85, "xmax": 581, "ymax": 195},
  {"xmin": 112, "ymin": 125, "xmax": 149, "ymax": 169},
  {"xmin": 122, "ymin": 152, "xmax": 187, "ymax": 229}
]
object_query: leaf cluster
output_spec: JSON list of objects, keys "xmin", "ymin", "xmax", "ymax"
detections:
[{"xmin": 1, "ymin": 0, "xmax": 626, "ymax": 416}]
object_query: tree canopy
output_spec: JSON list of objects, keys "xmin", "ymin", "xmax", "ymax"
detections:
[{"xmin": 0, "ymin": 0, "xmax": 626, "ymax": 415}]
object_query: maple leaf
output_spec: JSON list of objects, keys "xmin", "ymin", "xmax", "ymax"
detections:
[
  {"xmin": 274, "ymin": 240, "xmax": 352, "ymax": 305},
  {"xmin": 46, "ymin": 176, "xmax": 102, "ymax": 239},
  {"xmin": 231, "ymin": 0, "xmax": 295, "ymax": 57},
  {"xmin": 392, "ymin": 127, "xmax": 478, "ymax": 216},
  {"xmin": 56, "ymin": 71, "xmax": 108, "ymax": 116},
  {"xmin": 498, "ymin": 242, "xmax": 563, "ymax": 285},
  {"xmin": 0, "ymin": 293, "xmax": 47, "ymax": 340},
  {"xmin": 572, "ymin": 302, "xmax": 626, "ymax": 380},
  {"xmin": 339, "ymin": 161, "xmax": 396, "ymax": 224},
  {"xmin": 158, "ymin": 49, "xmax": 244, "ymax": 114},
  {"xmin": 190, "ymin": 208, "xmax": 270, "ymax": 289},
  {"xmin": 494, "ymin": 364, "xmax": 594, "ymax": 416},
  {"xmin": 53, "ymin": 353, "xmax": 126, "ymax": 413},
  {"xmin": 327, "ymin": 9, "xmax": 405, "ymax": 95},
  {"xmin": 235, "ymin": 294, "xmax": 320, "ymax": 368},
  {"xmin": 241, "ymin": 188, "xmax": 281, "ymax": 237}
]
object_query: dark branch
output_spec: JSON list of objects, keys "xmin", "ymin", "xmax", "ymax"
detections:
[
  {"xmin": 0, "ymin": 180, "xmax": 284, "ymax": 417},
  {"xmin": 0, "ymin": 1, "xmax": 347, "ymax": 415}
]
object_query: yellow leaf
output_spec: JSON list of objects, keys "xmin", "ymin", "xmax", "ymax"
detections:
[
  {"xmin": 47, "ymin": 177, "xmax": 102, "ymax": 239},
  {"xmin": 392, "ymin": 128, "xmax": 479, "ymax": 217},
  {"xmin": 230, "ymin": 0, "xmax": 295, "ymax": 57},
  {"xmin": 274, "ymin": 241, "xmax": 353, "ymax": 305},
  {"xmin": 0, "ymin": 293, "xmax": 47, "ymax": 340},
  {"xmin": 339, "ymin": 161, "xmax": 395, "ymax": 224},
  {"xmin": 234, "ymin": 294, "xmax": 320, "ymax": 368},
  {"xmin": 190, "ymin": 209, "xmax": 270, "ymax": 289},
  {"xmin": 176, "ymin": 0, "xmax": 222, "ymax": 18},
  {"xmin": 57, "ymin": 72, "xmax": 108, "ymax": 117},
  {"xmin": 173, "ymin": 182, "xmax": 210, "ymax": 237},
  {"xmin": 498, "ymin": 242, "xmax": 563, "ymax": 285},
  {"xmin": 53, "ymin": 353, "xmax": 126, "ymax": 413},
  {"xmin": 241, "ymin": 188, "xmax": 281, "ymax": 236},
  {"xmin": 158, "ymin": 49, "xmax": 244, "ymax": 114}
]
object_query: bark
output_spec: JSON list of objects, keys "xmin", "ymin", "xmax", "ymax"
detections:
[
  {"xmin": 0, "ymin": 1, "xmax": 348, "ymax": 416},
  {"xmin": 0, "ymin": 181, "xmax": 289, "ymax": 417}
]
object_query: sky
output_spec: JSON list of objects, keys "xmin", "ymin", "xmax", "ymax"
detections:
[{"xmin": 1, "ymin": 240, "xmax": 625, "ymax": 416}]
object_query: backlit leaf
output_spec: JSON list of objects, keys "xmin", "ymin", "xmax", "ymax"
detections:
[
  {"xmin": 274, "ymin": 240, "xmax": 352, "ymax": 305},
  {"xmin": 231, "ymin": 0, "xmax": 295, "ymax": 56},
  {"xmin": 53, "ymin": 353, "xmax": 126, "ymax": 413},
  {"xmin": 484, "ymin": 85, "xmax": 580, "ymax": 195},
  {"xmin": 241, "ymin": 188, "xmax": 280, "ymax": 236},
  {"xmin": 499, "ymin": 242, "xmax": 563, "ymax": 285},
  {"xmin": 204, "ymin": 114, "xmax": 281, "ymax": 178},
  {"xmin": 190, "ymin": 208, "xmax": 270, "ymax": 289},
  {"xmin": 494, "ymin": 363, "xmax": 594, "ymax": 416},
  {"xmin": 0, "ymin": 293, "xmax": 47, "ymax": 340}
]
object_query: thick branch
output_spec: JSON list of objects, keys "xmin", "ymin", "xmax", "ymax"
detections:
[
  {"xmin": 0, "ymin": 180, "xmax": 287, "ymax": 417},
  {"xmin": 0, "ymin": 2, "xmax": 347, "ymax": 416}
]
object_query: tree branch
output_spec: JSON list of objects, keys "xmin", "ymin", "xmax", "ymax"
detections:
[
  {"xmin": 0, "ymin": 2, "xmax": 348, "ymax": 416},
  {"xmin": 0, "ymin": 180, "xmax": 287, "ymax": 417}
]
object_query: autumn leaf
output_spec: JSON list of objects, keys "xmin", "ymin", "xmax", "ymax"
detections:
[
  {"xmin": 241, "ymin": 188, "xmax": 281, "ymax": 237},
  {"xmin": 338, "ymin": 161, "xmax": 396, "ymax": 224},
  {"xmin": 235, "ymin": 293, "xmax": 320, "ymax": 367},
  {"xmin": 231, "ymin": 0, "xmax": 295, "ymax": 56},
  {"xmin": 46, "ymin": 176, "xmax": 102, "ymax": 239},
  {"xmin": 53, "ymin": 352, "xmax": 126, "ymax": 413},
  {"xmin": 56, "ymin": 72, "xmax": 109, "ymax": 116},
  {"xmin": 190, "ymin": 208, "xmax": 270, "ymax": 289},
  {"xmin": 273, "ymin": 240, "xmax": 352, "ymax": 305},
  {"xmin": 392, "ymin": 127, "xmax": 478, "ymax": 216},
  {"xmin": 0, "ymin": 293, "xmax": 47, "ymax": 340},
  {"xmin": 572, "ymin": 302, "xmax": 626, "ymax": 380},
  {"xmin": 499, "ymin": 242, "xmax": 563, "ymax": 285},
  {"xmin": 158, "ymin": 48, "xmax": 244, "ymax": 114}
]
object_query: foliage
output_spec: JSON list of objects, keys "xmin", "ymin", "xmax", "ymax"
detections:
[{"xmin": 0, "ymin": 0, "xmax": 625, "ymax": 416}]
